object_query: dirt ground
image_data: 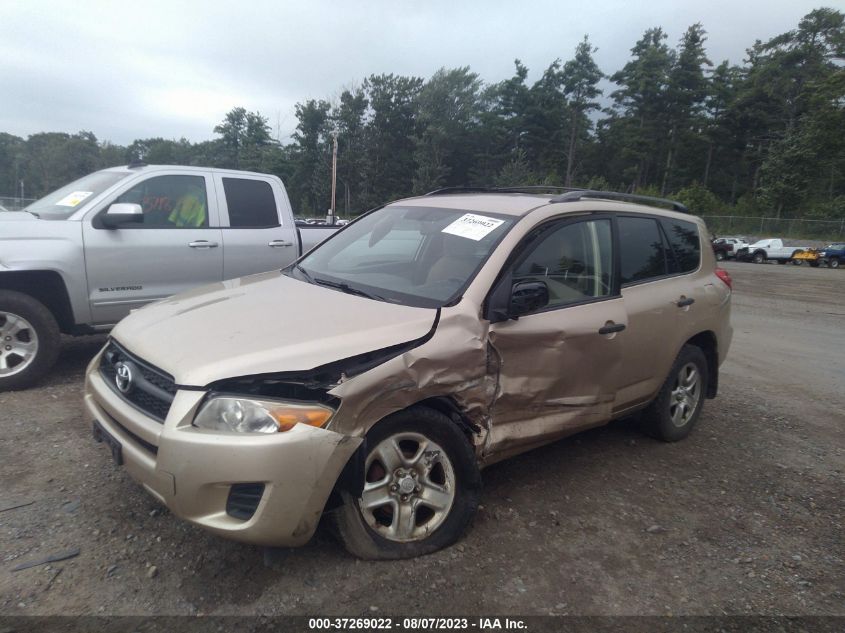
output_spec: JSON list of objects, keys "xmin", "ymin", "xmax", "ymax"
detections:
[{"xmin": 0, "ymin": 261, "xmax": 843, "ymax": 617}]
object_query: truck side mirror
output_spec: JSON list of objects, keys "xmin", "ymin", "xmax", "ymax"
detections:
[
  {"xmin": 510, "ymin": 281, "xmax": 549, "ymax": 317},
  {"xmin": 101, "ymin": 203, "xmax": 143, "ymax": 229}
]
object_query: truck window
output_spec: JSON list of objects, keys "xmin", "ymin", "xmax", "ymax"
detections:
[
  {"xmin": 618, "ymin": 216, "xmax": 671, "ymax": 285},
  {"xmin": 113, "ymin": 175, "xmax": 208, "ymax": 228},
  {"xmin": 222, "ymin": 178, "xmax": 279, "ymax": 228}
]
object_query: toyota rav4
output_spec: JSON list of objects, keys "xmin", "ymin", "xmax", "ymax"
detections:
[{"xmin": 85, "ymin": 189, "xmax": 733, "ymax": 559}]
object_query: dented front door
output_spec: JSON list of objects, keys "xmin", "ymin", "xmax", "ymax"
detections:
[{"xmin": 484, "ymin": 217, "xmax": 626, "ymax": 457}]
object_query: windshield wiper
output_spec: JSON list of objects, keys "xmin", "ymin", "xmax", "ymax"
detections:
[
  {"xmin": 293, "ymin": 263, "xmax": 316, "ymax": 284},
  {"xmin": 313, "ymin": 277, "xmax": 383, "ymax": 301}
]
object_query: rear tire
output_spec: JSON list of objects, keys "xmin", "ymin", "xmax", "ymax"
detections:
[
  {"xmin": 333, "ymin": 406, "xmax": 481, "ymax": 559},
  {"xmin": 641, "ymin": 345, "xmax": 708, "ymax": 442},
  {"xmin": 0, "ymin": 290, "xmax": 61, "ymax": 391}
]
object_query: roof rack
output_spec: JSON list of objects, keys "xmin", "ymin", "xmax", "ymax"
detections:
[
  {"xmin": 425, "ymin": 185, "xmax": 583, "ymax": 196},
  {"xmin": 548, "ymin": 189, "xmax": 688, "ymax": 213},
  {"xmin": 425, "ymin": 186, "xmax": 493, "ymax": 196},
  {"xmin": 494, "ymin": 185, "xmax": 583, "ymax": 194},
  {"xmin": 127, "ymin": 160, "xmax": 148, "ymax": 169}
]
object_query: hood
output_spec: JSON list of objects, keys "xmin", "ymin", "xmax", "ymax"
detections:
[
  {"xmin": 0, "ymin": 215, "xmax": 81, "ymax": 272},
  {"xmin": 0, "ymin": 211, "xmax": 39, "ymax": 222},
  {"xmin": 111, "ymin": 271, "xmax": 438, "ymax": 387}
]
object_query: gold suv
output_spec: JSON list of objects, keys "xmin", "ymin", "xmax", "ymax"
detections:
[{"xmin": 85, "ymin": 189, "xmax": 733, "ymax": 559}]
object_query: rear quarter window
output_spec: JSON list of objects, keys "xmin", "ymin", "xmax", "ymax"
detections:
[{"xmin": 661, "ymin": 218, "xmax": 701, "ymax": 273}]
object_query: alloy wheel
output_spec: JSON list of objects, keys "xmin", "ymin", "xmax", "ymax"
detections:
[
  {"xmin": 358, "ymin": 432, "xmax": 456, "ymax": 542},
  {"xmin": 0, "ymin": 312, "xmax": 39, "ymax": 377},
  {"xmin": 669, "ymin": 362, "xmax": 701, "ymax": 428}
]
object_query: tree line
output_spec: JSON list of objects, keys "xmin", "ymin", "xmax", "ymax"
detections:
[{"xmin": 1, "ymin": 7, "xmax": 842, "ymax": 220}]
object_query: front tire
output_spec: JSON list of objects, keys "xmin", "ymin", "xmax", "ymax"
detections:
[
  {"xmin": 642, "ymin": 345, "xmax": 708, "ymax": 442},
  {"xmin": 714, "ymin": 251, "xmax": 725, "ymax": 262},
  {"xmin": 753, "ymin": 251, "xmax": 767, "ymax": 264},
  {"xmin": 334, "ymin": 406, "xmax": 481, "ymax": 559},
  {"xmin": 0, "ymin": 290, "xmax": 61, "ymax": 391},
  {"xmin": 829, "ymin": 257, "xmax": 840, "ymax": 269}
]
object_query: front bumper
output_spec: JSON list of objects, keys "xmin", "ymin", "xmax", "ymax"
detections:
[{"xmin": 84, "ymin": 350, "xmax": 361, "ymax": 547}]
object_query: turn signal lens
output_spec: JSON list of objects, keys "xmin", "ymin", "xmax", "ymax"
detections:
[{"xmin": 270, "ymin": 407, "xmax": 333, "ymax": 432}]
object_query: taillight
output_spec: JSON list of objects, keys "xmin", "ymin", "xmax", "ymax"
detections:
[{"xmin": 715, "ymin": 268, "xmax": 733, "ymax": 289}]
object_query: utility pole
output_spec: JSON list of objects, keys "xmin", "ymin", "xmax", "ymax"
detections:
[{"xmin": 330, "ymin": 130, "xmax": 338, "ymax": 224}]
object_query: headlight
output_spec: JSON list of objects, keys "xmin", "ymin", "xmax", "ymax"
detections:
[{"xmin": 193, "ymin": 396, "xmax": 334, "ymax": 433}]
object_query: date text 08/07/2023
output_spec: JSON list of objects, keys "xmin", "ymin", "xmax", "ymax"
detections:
[{"xmin": 307, "ymin": 617, "xmax": 528, "ymax": 630}]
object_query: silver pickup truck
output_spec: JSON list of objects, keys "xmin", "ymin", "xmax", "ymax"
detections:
[{"xmin": 0, "ymin": 163, "xmax": 339, "ymax": 390}]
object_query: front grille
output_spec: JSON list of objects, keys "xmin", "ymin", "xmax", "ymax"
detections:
[
  {"xmin": 226, "ymin": 483, "xmax": 265, "ymax": 521},
  {"xmin": 99, "ymin": 341, "xmax": 177, "ymax": 422}
]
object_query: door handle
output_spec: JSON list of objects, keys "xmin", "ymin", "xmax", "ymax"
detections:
[
  {"xmin": 598, "ymin": 322, "xmax": 626, "ymax": 335},
  {"xmin": 268, "ymin": 240, "xmax": 293, "ymax": 248},
  {"xmin": 676, "ymin": 296, "xmax": 695, "ymax": 308},
  {"xmin": 188, "ymin": 240, "xmax": 218, "ymax": 248}
]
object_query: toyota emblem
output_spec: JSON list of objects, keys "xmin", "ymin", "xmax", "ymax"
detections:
[{"xmin": 114, "ymin": 362, "xmax": 133, "ymax": 394}]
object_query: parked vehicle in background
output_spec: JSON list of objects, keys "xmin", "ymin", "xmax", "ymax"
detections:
[
  {"xmin": 0, "ymin": 164, "xmax": 340, "ymax": 391},
  {"xmin": 85, "ymin": 188, "xmax": 732, "ymax": 559},
  {"xmin": 819, "ymin": 243, "xmax": 845, "ymax": 269},
  {"xmin": 711, "ymin": 236, "xmax": 748, "ymax": 261},
  {"xmin": 735, "ymin": 238, "xmax": 808, "ymax": 264}
]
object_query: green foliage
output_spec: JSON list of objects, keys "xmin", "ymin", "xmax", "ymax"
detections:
[
  {"xmin": 1, "ymin": 8, "xmax": 842, "ymax": 222},
  {"xmin": 673, "ymin": 182, "xmax": 721, "ymax": 215}
]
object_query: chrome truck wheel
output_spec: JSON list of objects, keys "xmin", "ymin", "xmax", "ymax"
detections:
[
  {"xmin": 0, "ymin": 290, "xmax": 60, "ymax": 391},
  {"xmin": 0, "ymin": 312, "xmax": 38, "ymax": 377}
]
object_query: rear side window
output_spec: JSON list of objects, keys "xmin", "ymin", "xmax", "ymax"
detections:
[
  {"xmin": 222, "ymin": 178, "xmax": 279, "ymax": 228},
  {"xmin": 661, "ymin": 218, "xmax": 700, "ymax": 273},
  {"xmin": 618, "ymin": 216, "xmax": 671, "ymax": 284}
]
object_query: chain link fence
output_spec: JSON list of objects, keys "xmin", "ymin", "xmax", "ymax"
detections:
[
  {"xmin": 701, "ymin": 215, "xmax": 845, "ymax": 242},
  {"xmin": 0, "ymin": 196, "xmax": 36, "ymax": 211}
]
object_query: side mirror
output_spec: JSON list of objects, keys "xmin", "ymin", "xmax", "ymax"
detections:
[
  {"xmin": 510, "ymin": 281, "xmax": 549, "ymax": 317},
  {"xmin": 101, "ymin": 203, "xmax": 143, "ymax": 228}
]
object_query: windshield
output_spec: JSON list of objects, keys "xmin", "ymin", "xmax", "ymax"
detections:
[
  {"xmin": 290, "ymin": 205, "xmax": 516, "ymax": 308},
  {"xmin": 24, "ymin": 170, "xmax": 131, "ymax": 220}
]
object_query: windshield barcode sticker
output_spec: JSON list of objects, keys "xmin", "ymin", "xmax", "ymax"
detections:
[
  {"xmin": 442, "ymin": 213, "xmax": 504, "ymax": 241},
  {"xmin": 55, "ymin": 191, "xmax": 94, "ymax": 207}
]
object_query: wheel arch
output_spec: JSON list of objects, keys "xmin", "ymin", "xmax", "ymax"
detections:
[
  {"xmin": 684, "ymin": 331, "xmax": 718, "ymax": 398},
  {"xmin": 326, "ymin": 396, "xmax": 480, "ymax": 511},
  {"xmin": 0, "ymin": 271, "xmax": 75, "ymax": 333}
]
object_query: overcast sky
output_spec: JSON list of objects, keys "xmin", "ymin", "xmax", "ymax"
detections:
[{"xmin": 0, "ymin": 0, "xmax": 828, "ymax": 146}]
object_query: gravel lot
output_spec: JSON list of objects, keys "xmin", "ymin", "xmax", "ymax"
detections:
[{"xmin": 1, "ymin": 261, "xmax": 843, "ymax": 617}]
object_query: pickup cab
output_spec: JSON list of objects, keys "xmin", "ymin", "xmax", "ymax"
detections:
[
  {"xmin": 711, "ymin": 236, "xmax": 749, "ymax": 261},
  {"xmin": 735, "ymin": 238, "xmax": 807, "ymax": 264},
  {"xmin": 0, "ymin": 164, "xmax": 339, "ymax": 390},
  {"xmin": 819, "ymin": 243, "xmax": 845, "ymax": 269}
]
